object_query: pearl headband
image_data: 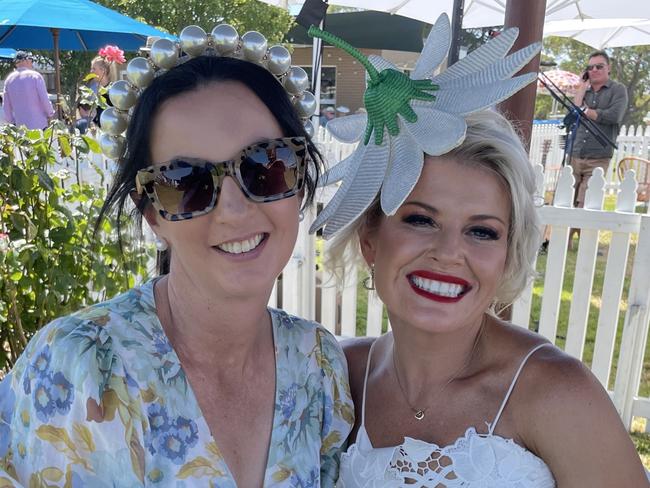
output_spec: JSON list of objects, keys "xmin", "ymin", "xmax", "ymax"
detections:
[{"xmin": 99, "ymin": 24, "xmax": 317, "ymax": 160}]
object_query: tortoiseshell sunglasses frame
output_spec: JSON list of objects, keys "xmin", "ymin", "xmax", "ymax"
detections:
[{"xmin": 135, "ymin": 137, "xmax": 308, "ymax": 221}]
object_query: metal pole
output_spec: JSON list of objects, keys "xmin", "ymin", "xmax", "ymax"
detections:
[
  {"xmin": 311, "ymin": 20, "xmax": 323, "ymax": 131},
  {"xmin": 448, "ymin": 0, "xmax": 465, "ymax": 65},
  {"xmin": 497, "ymin": 0, "xmax": 547, "ymax": 150},
  {"xmin": 51, "ymin": 28, "xmax": 62, "ymax": 119}
]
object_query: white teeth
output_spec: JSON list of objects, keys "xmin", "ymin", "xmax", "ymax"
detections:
[
  {"xmin": 217, "ymin": 234, "xmax": 264, "ymax": 254},
  {"xmin": 411, "ymin": 276, "xmax": 466, "ymax": 298}
]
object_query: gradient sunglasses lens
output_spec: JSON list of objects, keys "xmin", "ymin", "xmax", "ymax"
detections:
[
  {"xmin": 239, "ymin": 144, "xmax": 302, "ymax": 199},
  {"xmin": 153, "ymin": 162, "xmax": 216, "ymax": 215}
]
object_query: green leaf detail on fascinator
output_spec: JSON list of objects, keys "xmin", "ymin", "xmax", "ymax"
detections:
[
  {"xmin": 308, "ymin": 15, "xmax": 541, "ymax": 239},
  {"xmin": 309, "ymin": 26, "xmax": 439, "ymax": 146}
]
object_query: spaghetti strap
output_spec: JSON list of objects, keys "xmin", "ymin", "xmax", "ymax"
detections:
[
  {"xmin": 360, "ymin": 340, "xmax": 378, "ymax": 429},
  {"xmin": 489, "ymin": 343, "xmax": 551, "ymax": 434}
]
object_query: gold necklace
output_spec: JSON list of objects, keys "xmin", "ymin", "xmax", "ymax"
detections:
[{"xmin": 392, "ymin": 319, "xmax": 485, "ymax": 421}]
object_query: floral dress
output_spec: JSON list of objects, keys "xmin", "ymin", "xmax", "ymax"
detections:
[{"xmin": 0, "ymin": 280, "xmax": 354, "ymax": 487}]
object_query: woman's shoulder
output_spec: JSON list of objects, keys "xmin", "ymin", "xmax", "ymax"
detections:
[
  {"xmin": 10, "ymin": 281, "xmax": 159, "ymax": 400},
  {"xmin": 271, "ymin": 308, "xmax": 339, "ymax": 344},
  {"xmin": 490, "ymin": 319, "xmax": 594, "ymax": 389},
  {"xmin": 489, "ymin": 319, "xmax": 615, "ymax": 433}
]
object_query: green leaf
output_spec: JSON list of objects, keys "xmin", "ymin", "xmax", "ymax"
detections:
[
  {"xmin": 34, "ymin": 169, "xmax": 55, "ymax": 192},
  {"xmin": 58, "ymin": 135, "xmax": 72, "ymax": 158},
  {"xmin": 82, "ymin": 135, "xmax": 101, "ymax": 154}
]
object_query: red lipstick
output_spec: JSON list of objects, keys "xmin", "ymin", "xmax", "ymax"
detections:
[{"xmin": 407, "ymin": 271, "xmax": 471, "ymax": 303}]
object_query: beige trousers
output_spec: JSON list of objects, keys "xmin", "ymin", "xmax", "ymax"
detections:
[{"xmin": 569, "ymin": 157, "xmax": 611, "ymax": 207}]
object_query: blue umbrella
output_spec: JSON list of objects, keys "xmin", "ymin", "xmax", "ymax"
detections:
[
  {"xmin": 0, "ymin": 0, "xmax": 175, "ymax": 107},
  {"xmin": 0, "ymin": 48, "xmax": 16, "ymax": 60},
  {"xmin": 0, "ymin": 0, "xmax": 174, "ymax": 51}
]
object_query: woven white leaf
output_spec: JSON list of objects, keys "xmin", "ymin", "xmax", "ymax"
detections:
[
  {"xmin": 313, "ymin": 136, "xmax": 389, "ymax": 238},
  {"xmin": 404, "ymin": 105, "xmax": 467, "ymax": 156},
  {"xmin": 318, "ymin": 149, "xmax": 358, "ymax": 187},
  {"xmin": 380, "ymin": 126, "xmax": 423, "ymax": 215},
  {"xmin": 411, "ymin": 13, "xmax": 450, "ymax": 80},
  {"xmin": 327, "ymin": 113, "xmax": 367, "ymax": 143},
  {"xmin": 431, "ymin": 73, "xmax": 537, "ymax": 115},
  {"xmin": 434, "ymin": 28, "xmax": 518, "ymax": 85},
  {"xmin": 432, "ymin": 43, "xmax": 540, "ymax": 90}
]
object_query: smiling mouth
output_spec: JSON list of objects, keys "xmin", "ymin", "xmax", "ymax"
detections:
[
  {"xmin": 216, "ymin": 233, "xmax": 267, "ymax": 254},
  {"xmin": 409, "ymin": 275, "xmax": 469, "ymax": 299}
]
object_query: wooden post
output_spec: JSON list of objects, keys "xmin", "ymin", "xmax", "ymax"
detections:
[
  {"xmin": 497, "ymin": 0, "xmax": 546, "ymax": 151},
  {"xmin": 51, "ymin": 28, "xmax": 62, "ymax": 119}
]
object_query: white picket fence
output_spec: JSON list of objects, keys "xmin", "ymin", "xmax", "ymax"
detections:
[
  {"xmin": 528, "ymin": 123, "xmax": 650, "ymax": 194},
  {"xmin": 271, "ymin": 129, "xmax": 650, "ymax": 431}
]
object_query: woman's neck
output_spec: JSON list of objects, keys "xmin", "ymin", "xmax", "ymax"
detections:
[
  {"xmin": 154, "ymin": 273, "xmax": 274, "ymax": 374},
  {"xmin": 388, "ymin": 314, "xmax": 487, "ymax": 398}
]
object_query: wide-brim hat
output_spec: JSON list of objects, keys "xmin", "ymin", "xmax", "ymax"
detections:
[{"xmin": 14, "ymin": 50, "xmax": 34, "ymax": 62}]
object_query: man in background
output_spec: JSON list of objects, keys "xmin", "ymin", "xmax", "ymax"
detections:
[
  {"xmin": 570, "ymin": 50, "xmax": 627, "ymax": 209},
  {"xmin": 2, "ymin": 51, "xmax": 55, "ymax": 130}
]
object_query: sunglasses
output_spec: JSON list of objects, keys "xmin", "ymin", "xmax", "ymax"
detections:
[
  {"xmin": 586, "ymin": 63, "xmax": 606, "ymax": 71},
  {"xmin": 136, "ymin": 137, "xmax": 308, "ymax": 221}
]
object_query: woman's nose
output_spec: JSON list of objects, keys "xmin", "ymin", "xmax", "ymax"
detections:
[
  {"xmin": 429, "ymin": 229, "xmax": 463, "ymax": 264},
  {"xmin": 211, "ymin": 175, "xmax": 252, "ymax": 221}
]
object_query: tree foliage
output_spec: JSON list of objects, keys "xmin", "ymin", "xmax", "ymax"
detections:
[
  {"xmin": 0, "ymin": 123, "xmax": 153, "ymax": 373},
  {"xmin": 542, "ymin": 36, "xmax": 650, "ymax": 126},
  {"xmin": 96, "ymin": 0, "xmax": 294, "ymax": 43}
]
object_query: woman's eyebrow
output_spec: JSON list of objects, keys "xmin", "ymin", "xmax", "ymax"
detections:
[{"xmin": 403, "ymin": 201, "xmax": 507, "ymax": 226}]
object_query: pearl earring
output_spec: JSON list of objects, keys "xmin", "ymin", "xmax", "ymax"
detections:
[{"xmin": 154, "ymin": 236, "xmax": 169, "ymax": 252}]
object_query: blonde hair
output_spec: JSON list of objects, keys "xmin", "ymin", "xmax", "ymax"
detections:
[
  {"xmin": 91, "ymin": 56, "xmax": 117, "ymax": 84},
  {"xmin": 325, "ymin": 110, "xmax": 541, "ymax": 307}
]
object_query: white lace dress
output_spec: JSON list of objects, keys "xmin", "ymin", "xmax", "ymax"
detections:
[{"xmin": 339, "ymin": 343, "xmax": 557, "ymax": 487}]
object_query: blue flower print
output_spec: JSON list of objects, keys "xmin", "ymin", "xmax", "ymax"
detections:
[
  {"xmin": 0, "ymin": 375, "xmax": 16, "ymax": 458},
  {"xmin": 145, "ymin": 404, "xmax": 198, "ymax": 464},
  {"xmin": 148, "ymin": 403, "xmax": 170, "ymax": 434},
  {"xmin": 22, "ymin": 345, "xmax": 53, "ymax": 395},
  {"xmin": 31, "ymin": 346, "xmax": 52, "ymax": 378},
  {"xmin": 152, "ymin": 329, "xmax": 173, "ymax": 356},
  {"xmin": 155, "ymin": 426, "xmax": 189, "ymax": 464},
  {"xmin": 33, "ymin": 375, "xmax": 56, "ymax": 422},
  {"xmin": 51, "ymin": 372, "xmax": 74, "ymax": 415},
  {"xmin": 174, "ymin": 416, "xmax": 198, "ymax": 447},
  {"xmin": 279, "ymin": 383, "xmax": 299, "ymax": 421},
  {"xmin": 32, "ymin": 371, "xmax": 74, "ymax": 422},
  {"xmin": 145, "ymin": 403, "xmax": 170, "ymax": 455}
]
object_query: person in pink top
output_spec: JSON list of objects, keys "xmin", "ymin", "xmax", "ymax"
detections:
[{"xmin": 2, "ymin": 51, "xmax": 55, "ymax": 130}]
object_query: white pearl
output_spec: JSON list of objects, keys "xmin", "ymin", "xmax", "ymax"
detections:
[
  {"xmin": 108, "ymin": 80, "xmax": 137, "ymax": 111},
  {"xmin": 284, "ymin": 66, "xmax": 309, "ymax": 96},
  {"xmin": 99, "ymin": 133, "xmax": 126, "ymax": 160},
  {"xmin": 150, "ymin": 38, "xmax": 178, "ymax": 69},
  {"xmin": 126, "ymin": 57, "xmax": 154, "ymax": 89},
  {"xmin": 99, "ymin": 107, "xmax": 128, "ymax": 135},
  {"xmin": 294, "ymin": 91, "xmax": 317, "ymax": 118},
  {"xmin": 241, "ymin": 31, "xmax": 268, "ymax": 63},
  {"xmin": 266, "ymin": 45, "xmax": 291, "ymax": 76},
  {"xmin": 180, "ymin": 25, "xmax": 208, "ymax": 57},
  {"xmin": 211, "ymin": 24, "xmax": 239, "ymax": 54}
]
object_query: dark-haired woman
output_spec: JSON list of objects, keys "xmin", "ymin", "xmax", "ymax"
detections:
[{"xmin": 0, "ymin": 48, "xmax": 353, "ymax": 486}]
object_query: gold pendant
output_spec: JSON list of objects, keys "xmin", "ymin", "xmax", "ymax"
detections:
[{"xmin": 414, "ymin": 409, "xmax": 425, "ymax": 420}]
